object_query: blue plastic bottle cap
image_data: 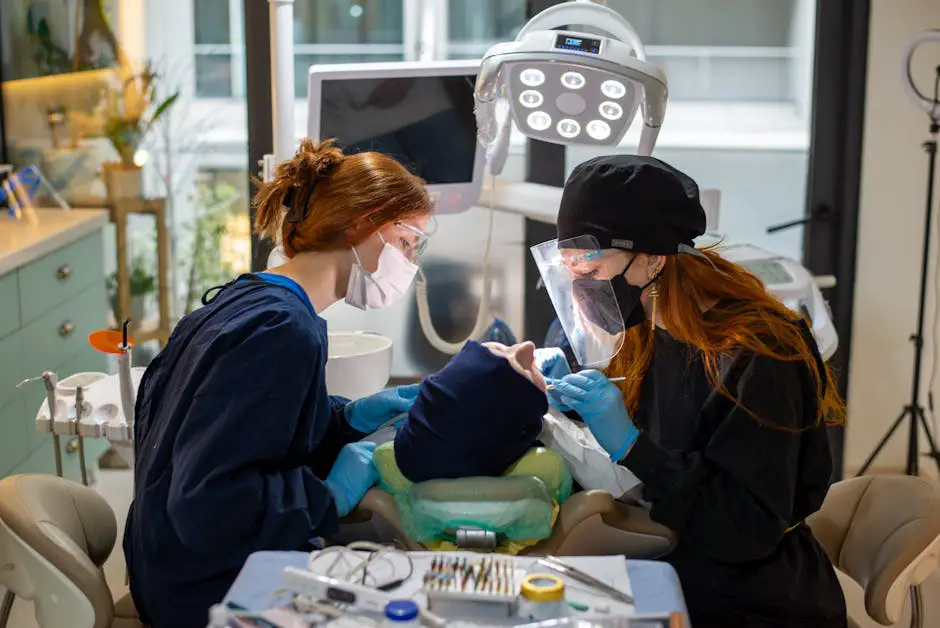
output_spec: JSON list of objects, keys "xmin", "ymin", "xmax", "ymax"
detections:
[{"xmin": 385, "ymin": 599, "xmax": 419, "ymax": 622}]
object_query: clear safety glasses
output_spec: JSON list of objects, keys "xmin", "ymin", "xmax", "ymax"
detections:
[{"xmin": 390, "ymin": 221, "xmax": 430, "ymax": 261}]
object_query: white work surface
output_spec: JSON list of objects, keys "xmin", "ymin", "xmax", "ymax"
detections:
[
  {"xmin": 0, "ymin": 208, "xmax": 108, "ymax": 276},
  {"xmin": 225, "ymin": 551, "xmax": 687, "ymax": 626}
]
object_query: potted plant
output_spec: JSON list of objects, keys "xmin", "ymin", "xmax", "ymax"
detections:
[
  {"xmin": 102, "ymin": 60, "xmax": 179, "ymax": 199},
  {"xmin": 107, "ymin": 256, "xmax": 157, "ymax": 327}
]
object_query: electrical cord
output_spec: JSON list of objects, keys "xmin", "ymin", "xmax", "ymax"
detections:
[{"xmin": 415, "ymin": 174, "xmax": 497, "ymax": 354}]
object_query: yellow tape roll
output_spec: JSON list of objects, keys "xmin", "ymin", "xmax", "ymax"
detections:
[{"xmin": 520, "ymin": 573, "xmax": 565, "ymax": 602}]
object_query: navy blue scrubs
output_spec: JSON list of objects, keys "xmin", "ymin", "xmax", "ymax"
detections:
[{"xmin": 123, "ymin": 274, "xmax": 366, "ymax": 628}]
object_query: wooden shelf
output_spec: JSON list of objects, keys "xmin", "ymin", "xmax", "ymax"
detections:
[{"xmin": 110, "ymin": 197, "xmax": 171, "ymax": 350}]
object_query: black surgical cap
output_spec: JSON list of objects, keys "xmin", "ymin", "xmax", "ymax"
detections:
[{"xmin": 557, "ymin": 155, "xmax": 707, "ymax": 255}]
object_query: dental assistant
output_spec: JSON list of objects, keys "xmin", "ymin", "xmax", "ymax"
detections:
[
  {"xmin": 539, "ymin": 156, "xmax": 847, "ymax": 628},
  {"xmin": 124, "ymin": 139, "xmax": 433, "ymax": 628}
]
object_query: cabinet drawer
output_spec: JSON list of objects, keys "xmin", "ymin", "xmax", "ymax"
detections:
[
  {"xmin": 0, "ymin": 398, "xmax": 28, "ymax": 477},
  {"xmin": 20, "ymin": 280, "xmax": 108, "ymax": 384},
  {"xmin": 0, "ymin": 331, "xmax": 23, "ymax": 410},
  {"xmin": 18, "ymin": 230, "xmax": 105, "ymax": 322},
  {"xmin": 0, "ymin": 272, "xmax": 19, "ymax": 338}
]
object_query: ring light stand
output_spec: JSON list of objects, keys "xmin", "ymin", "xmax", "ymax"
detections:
[{"xmin": 858, "ymin": 30, "xmax": 940, "ymax": 477}]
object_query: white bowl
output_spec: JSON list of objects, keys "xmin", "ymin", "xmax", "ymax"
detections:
[{"xmin": 326, "ymin": 332, "xmax": 393, "ymax": 401}]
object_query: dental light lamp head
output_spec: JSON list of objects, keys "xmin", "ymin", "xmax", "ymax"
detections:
[{"xmin": 474, "ymin": 0, "xmax": 668, "ymax": 176}]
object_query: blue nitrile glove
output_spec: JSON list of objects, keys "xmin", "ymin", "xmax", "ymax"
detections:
[
  {"xmin": 534, "ymin": 347, "xmax": 571, "ymax": 380},
  {"xmin": 544, "ymin": 378, "xmax": 573, "ymax": 413},
  {"xmin": 345, "ymin": 384, "xmax": 420, "ymax": 433},
  {"xmin": 325, "ymin": 441, "xmax": 379, "ymax": 517},
  {"xmin": 552, "ymin": 370, "xmax": 639, "ymax": 461}
]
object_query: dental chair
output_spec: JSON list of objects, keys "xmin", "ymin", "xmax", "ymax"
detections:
[
  {"xmin": 351, "ymin": 487, "xmax": 676, "ymax": 557},
  {"xmin": 346, "ymin": 444, "xmax": 677, "ymax": 558},
  {"xmin": 0, "ymin": 474, "xmax": 143, "ymax": 628},
  {"xmin": 806, "ymin": 474, "xmax": 940, "ymax": 628}
]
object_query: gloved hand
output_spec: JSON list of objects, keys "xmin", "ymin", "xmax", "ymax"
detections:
[
  {"xmin": 552, "ymin": 370, "xmax": 639, "ymax": 461},
  {"xmin": 325, "ymin": 442, "xmax": 379, "ymax": 517},
  {"xmin": 345, "ymin": 384, "xmax": 420, "ymax": 433},
  {"xmin": 534, "ymin": 347, "xmax": 571, "ymax": 380}
]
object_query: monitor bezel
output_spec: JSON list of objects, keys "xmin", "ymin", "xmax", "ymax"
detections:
[{"xmin": 307, "ymin": 59, "xmax": 485, "ymax": 215}]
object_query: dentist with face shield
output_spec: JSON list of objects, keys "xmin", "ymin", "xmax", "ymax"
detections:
[
  {"xmin": 534, "ymin": 155, "xmax": 847, "ymax": 628},
  {"xmin": 124, "ymin": 139, "xmax": 434, "ymax": 628}
]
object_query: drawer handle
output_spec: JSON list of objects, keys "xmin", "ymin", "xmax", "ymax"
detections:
[
  {"xmin": 56, "ymin": 265, "xmax": 72, "ymax": 281},
  {"xmin": 58, "ymin": 321, "xmax": 75, "ymax": 337},
  {"xmin": 65, "ymin": 438, "xmax": 79, "ymax": 454}
]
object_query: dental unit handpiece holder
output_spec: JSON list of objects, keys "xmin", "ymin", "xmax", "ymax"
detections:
[
  {"xmin": 75, "ymin": 386, "xmax": 89, "ymax": 486},
  {"xmin": 17, "ymin": 371, "xmax": 63, "ymax": 477},
  {"xmin": 858, "ymin": 33, "xmax": 940, "ymax": 478},
  {"xmin": 88, "ymin": 320, "xmax": 137, "ymax": 441}
]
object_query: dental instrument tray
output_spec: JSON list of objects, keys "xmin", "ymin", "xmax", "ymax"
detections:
[{"xmin": 421, "ymin": 555, "xmax": 522, "ymax": 605}]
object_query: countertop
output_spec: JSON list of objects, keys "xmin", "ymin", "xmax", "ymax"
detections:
[{"xmin": 0, "ymin": 209, "xmax": 109, "ymax": 276}]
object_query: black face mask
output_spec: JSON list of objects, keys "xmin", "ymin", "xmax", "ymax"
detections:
[{"xmin": 572, "ymin": 257, "xmax": 659, "ymax": 333}]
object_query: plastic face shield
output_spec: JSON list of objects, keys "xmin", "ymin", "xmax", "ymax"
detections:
[{"xmin": 531, "ymin": 235, "xmax": 625, "ymax": 368}]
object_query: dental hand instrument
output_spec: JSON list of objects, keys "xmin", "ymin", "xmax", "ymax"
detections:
[
  {"xmin": 547, "ymin": 376, "xmax": 625, "ymax": 391},
  {"xmin": 536, "ymin": 556, "xmax": 635, "ymax": 606}
]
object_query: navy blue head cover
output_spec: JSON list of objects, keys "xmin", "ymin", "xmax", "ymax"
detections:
[{"xmin": 394, "ymin": 341, "xmax": 549, "ymax": 483}]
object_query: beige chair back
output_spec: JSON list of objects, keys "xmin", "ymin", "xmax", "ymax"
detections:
[
  {"xmin": 807, "ymin": 475, "xmax": 940, "ymax": 626},
  {"xmin": 0, "ymin": 474, "xmax": 117, "ymax": 628}
]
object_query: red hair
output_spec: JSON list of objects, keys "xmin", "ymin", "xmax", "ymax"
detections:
[
  {"xmin": 607, "ymin": 248, "xmax": 845, "ymax": 430},
  {"xmin": 254, "ymin": 138, "xmax": 433, "ymax": 257}
]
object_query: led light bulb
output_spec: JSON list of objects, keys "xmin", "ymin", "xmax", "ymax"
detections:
[
  {"xmin": 586, "ymin": 120, "xmax": 612, "ymax": 140},
  {"xmin": 520, "ymin": 68, "xmax": 546, "ymax": 87},
  {"xmin": 561, "ymin": 72, "xmax": 586, "ymax": 90},
  {"xmin": 557, "ymin": 119, "xmax": 581, "ymax": 139},
  {"xmin": 527, "ymin": 111, "xmax": 552, "ymax": 131},
  {"xmin": 601, "ymin": 80, "xmax": 626, "ymax": 99},
  {"xmin": 599, "ymin": 101, "xmax": 623, "ymax": 121},
  {"xmin": 519, "ymin": 90, "xmax": 544, "ymax": 108}
]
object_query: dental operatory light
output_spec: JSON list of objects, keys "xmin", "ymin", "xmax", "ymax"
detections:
[{"xmin": 474, "ymin": 0, "xmax": 668, "ymax": 175}]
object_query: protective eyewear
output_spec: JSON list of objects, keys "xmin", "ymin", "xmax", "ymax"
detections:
[{"xmin": 392, "ymin": 221, "xmax": 429, "ymax": 261}]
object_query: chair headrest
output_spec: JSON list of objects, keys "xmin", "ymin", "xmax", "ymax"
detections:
[
  {"xmin": 807, "ymin": 474, "xmax": 940, "ymax": 624},
  {"xmin": 0, "ymin": 474, "xmax": 117, "ymax": 567}
]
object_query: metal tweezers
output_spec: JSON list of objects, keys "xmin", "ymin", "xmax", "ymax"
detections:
[{"xmin": 536, "ymin": 556, "xmax": 635, "ymax": 606}]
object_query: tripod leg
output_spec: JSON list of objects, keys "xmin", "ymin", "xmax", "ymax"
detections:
[
  {"xmin": 858, "ymin": 408, "xmax": 911, "ymax": 476},
  {"xmin": 915, "ymin": 407, "xmax": 940, "ymax": 478}
]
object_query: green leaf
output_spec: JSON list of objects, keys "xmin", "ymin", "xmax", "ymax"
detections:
[{"xmin": 149, "ymin": 92, "xmax": 180, "ymax": 126}]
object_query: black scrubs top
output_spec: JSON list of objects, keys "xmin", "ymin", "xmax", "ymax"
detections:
[{"xmin": 622, "ymin": 320, "xmax": 847, "ymax": 628}]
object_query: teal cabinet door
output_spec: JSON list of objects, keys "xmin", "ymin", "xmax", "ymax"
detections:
[
  {"xmin": 0, "ymin": 397, "xmax": 28, "ymax": 476},
  {"xmin": 0, "ymin": 331, "xmax": 23, "ymax": 410},
  {"xmin": 0, "ymin": 272, "xmax": 19, "ymax": 339}
]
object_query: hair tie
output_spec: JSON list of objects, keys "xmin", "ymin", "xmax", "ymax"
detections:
[{"xmin": 284, "ymin": 159, "xmax": 340, "ymax": 231}]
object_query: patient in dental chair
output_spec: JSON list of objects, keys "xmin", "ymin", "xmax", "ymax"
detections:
[{"xmin": 366, "ymin": 339, "xmax": 639, "ymax": 503}]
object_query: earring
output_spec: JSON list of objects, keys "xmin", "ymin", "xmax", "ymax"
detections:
[{"xmin": 648, "ymin": 280, "xmax": 660, "ymax": 332}]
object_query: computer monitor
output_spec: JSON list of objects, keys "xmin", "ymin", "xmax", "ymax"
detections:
[{"xmin": 307, "ymin": 60, "xmax": 484, "ymax": 215}]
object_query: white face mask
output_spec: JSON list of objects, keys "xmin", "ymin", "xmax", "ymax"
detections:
[{"xmin": 345, "ymin": 235, "xmax": 419, "ymax": 310}]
